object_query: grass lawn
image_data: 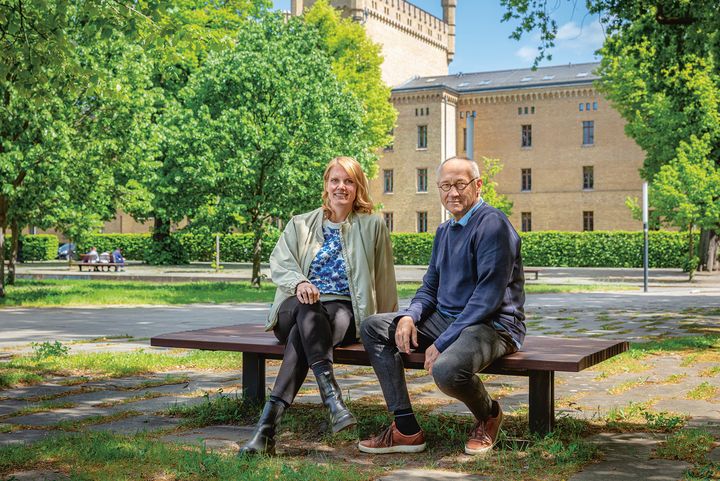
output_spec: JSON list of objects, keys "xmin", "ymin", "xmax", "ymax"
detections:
[{"xmin": 0, "ymin": 279, "xmax": 636, "ymax": 308}]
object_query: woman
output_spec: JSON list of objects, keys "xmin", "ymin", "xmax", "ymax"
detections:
[{"xmin": 240, "ymin": 156, "xmax": 398, "ymax": 456}]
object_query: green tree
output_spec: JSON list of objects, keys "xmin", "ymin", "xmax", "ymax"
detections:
[
  {"xmin": 172, "ymin": 13, "xmax": 368, "ymax": 286},
  {"xmin": 479, "ymin": 157, "xmax": 513, "ymax": 216},
  {"xmin": 125, "ymin": 0, "xmax": 271, "ymax": 263},
  {"xmin": 304, "ymin": 0, "xmax": 397, "ymax": 172},
  {"xmin": 501, "ymin": 0, "xmax": 720, "ymax": 271}
]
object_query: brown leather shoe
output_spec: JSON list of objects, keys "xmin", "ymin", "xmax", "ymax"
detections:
[
  {"xmin": 358, "ymin": 422, "xmax": 426, "ymax": 454},
  {"xmin": 465, "ymin": 400, "xmax": 503, "ymax": 455}
]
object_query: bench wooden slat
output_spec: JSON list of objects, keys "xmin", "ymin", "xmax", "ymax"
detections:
[{"xmin": 150, "ymin": 324, "xmax": 627, "ymax": 373}]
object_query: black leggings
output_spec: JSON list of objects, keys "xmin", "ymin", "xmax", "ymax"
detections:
[{"xmin": 270, "ymin": 297, "xmax": 355, "ymax": 405}]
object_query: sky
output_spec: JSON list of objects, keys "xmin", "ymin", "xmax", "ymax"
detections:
[{"xmin": 272, "ymin": 1, "xmax": 606, "ymax": 74}]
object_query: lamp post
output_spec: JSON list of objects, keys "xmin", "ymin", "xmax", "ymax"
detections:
[{"xmin": 643, "ymin": 181, "xmax": 649, "ymax": 292}]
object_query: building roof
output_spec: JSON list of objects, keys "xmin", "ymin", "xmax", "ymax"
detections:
[{"xmin": 394, "ymin": 62, "xmax": 601, "ymax": 94}]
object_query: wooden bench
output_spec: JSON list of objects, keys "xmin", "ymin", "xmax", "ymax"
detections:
[
  {"xmin": 77, "ymin": 254, "xmax": 123, "ymax": 272},
  {"xmin": 524, "ymin": 268, "xmax": 541, "ymax": 280},
  {"xmin": 151, "ymin": 324, "xmax": 627, "ymax": 436}
]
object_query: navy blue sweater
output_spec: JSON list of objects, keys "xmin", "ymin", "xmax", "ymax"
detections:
[{"xmin": 398, "ymin": 202, "xmax": 526, "ymax": 352}]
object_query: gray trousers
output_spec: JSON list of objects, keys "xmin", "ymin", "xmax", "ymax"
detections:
[{"xmin": 360, "ymin": 311, "xmax": 517, "ymax": 421}]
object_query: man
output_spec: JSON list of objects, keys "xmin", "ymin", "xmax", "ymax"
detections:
[{"xmin": 358, "ymin": 157, "xmax": 525, "ymax": 456}]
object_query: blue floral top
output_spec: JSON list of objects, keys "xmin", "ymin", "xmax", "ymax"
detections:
[{"xmin": 307, "ymin": 220, "xmax": 350, "ymax": 296}]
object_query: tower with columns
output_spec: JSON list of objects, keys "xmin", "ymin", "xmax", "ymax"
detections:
[{"xmin": 291, "ymin": 0, "xmax": 456, "ymax": 87}]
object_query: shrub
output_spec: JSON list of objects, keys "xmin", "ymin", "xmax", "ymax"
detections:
[
  {"xmin": 390, "ymin": 231, "xmax": 688, "ymax": 268},
  {"xmin": 3, "ymin": 235, "xmax": 58, "ymax": 261},
  {"xmin": 78, "ymin": 234, "xmax": 151, "ymax": 261},
  {"xmin": 391, "ymin": 233, "xmax": 434, "ymax": 265}
]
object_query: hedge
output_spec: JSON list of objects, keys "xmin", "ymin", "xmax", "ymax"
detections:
[
  {"xmin": 29, "ymin": 230, "xmax": 691, "ymax": 268},
  {"xmin": 391, "ymin": 231, "xmax": 689, "ymax": 268},
  {"xmin": 3, "ymin": 235, "xmax": 58, "ymax": 261},
  {"xmin": 77, "ymin": 232, "xmax": 283, "ymax": 263},
  {"xmin": 519, "ymin": 231, "xmax": 689, "ymax": 268},
  {"xmin": 80, "ymin": 234, "xmax": 151, "ymax": 261}
]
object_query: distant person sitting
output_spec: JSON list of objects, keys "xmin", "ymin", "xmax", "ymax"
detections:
[
  {"xmin": 112, "ymin": 248, "xmax": 125, "ymax": 271},
  {"xmin": 99, "ymin": 251, "xmax": 111, "ymax": 264},
  {"xmin": 84, "ymin": 247, "xmax": 100, "ymax": 271},
  {"xmin": 85, "ymin": 247, "xmax": 99, "ymax": 264}
]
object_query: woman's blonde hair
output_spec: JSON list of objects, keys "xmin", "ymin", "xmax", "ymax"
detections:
[{"xmin": 321, "ymin": 156, "xmax": 374, "ymax": 216}]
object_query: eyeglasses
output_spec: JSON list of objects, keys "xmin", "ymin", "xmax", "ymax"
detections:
[{"xmin": 437, "ymin": 177, "xmax": 479, "ymax": 192}]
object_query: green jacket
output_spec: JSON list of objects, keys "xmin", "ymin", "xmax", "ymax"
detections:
[{"xmin": 267, "ymin": 208, "xmax": 398, "ymax": 337}]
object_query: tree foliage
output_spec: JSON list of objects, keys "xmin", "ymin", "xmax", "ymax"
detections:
[
  {"xmin": 479, "ymin": 157, "xmax": 513, "ymax": 216},
  {"xmin": 502, "ymin": 0, "xmax": 720, "ymax": 270},
  {"xmin": 170, "ymin": 13, "xmax": 368, "ymax": 285},
  {"xmin": 304, "ymin": 0, "xmax": 397, "ymax": 171}
]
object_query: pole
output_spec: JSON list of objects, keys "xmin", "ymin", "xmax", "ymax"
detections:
[
  {"xmin": 215, "ymin": 234, "xmax": 220, "ymax": 273},
  {"xmin": 642, "ymin": 181, "xmax": 649, "ymax": 292}
]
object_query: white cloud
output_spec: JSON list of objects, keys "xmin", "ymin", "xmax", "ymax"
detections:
[
  {"xmin": 554, "ymin": 19, "xmax": 605, "ymax": 52},
  {"xmin": 556, "ymin": 22, "xmax": 582, "ymax": 40},
  {"xmin": 515, "ymin": 46, "xmax": 537, "ymax": 62}
]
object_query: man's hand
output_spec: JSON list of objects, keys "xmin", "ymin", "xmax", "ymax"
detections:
[
  {"xmin": 424, "ymin": 344, "xmax": 440, "ymax": 373},
  {"xmin": 394, "ymin": 316, "xmax": 418, "ymax": 354},
  {"xmin": 296, "ymin": 281, "xmax": 320, "ymax": 304}
]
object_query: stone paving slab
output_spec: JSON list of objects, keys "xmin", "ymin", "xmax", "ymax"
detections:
[
  {"xmin": 160, "ymin": 425, "xmax": 254, "ymax": 452},
  {"xmin": 4, "ymin": 405, "xmax": 122, "ymax": 427},
  {"xmin": 569, "ymin": 432, "xmax": 690, "ymax": 481},
  {"xmin": 0, "ymin": 399, "xmax": 32, "ymax": 417},
  {"xmin": 86, "ymin": 413, "xmax": 182, "ymax": 435},
  {"xmin": 377, "ymin": 469, "xmax": 489, "ymax": 481},
  {"xmin": 0, "ymin": 429, "xmax": 54, "ymax": 446},
  {"xmin": 1, "ymin": 384, "xmax": 81, "ymax": 401}
]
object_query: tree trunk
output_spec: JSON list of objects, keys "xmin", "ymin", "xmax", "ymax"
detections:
[
  {"xmin": 251, "ymin": 227, "xmax": 263, "ymax": 288},
  {"xmin": 153, "ymin": 217, "xmax": 168, "ymax": 243},
  {"xmin": 699, "ymin": 229, "xmax": 719, "ymax": 272},
  {"xmin": 8, "ymin": 221, "xmax": 18, "ymax": 285},
  {"xmin": 0, "ymin": 225, "xmax": 5, "ymax": 297},
  {"xmin": 688, "ymin": 227, "xmax": 695, "ymax": 281}
]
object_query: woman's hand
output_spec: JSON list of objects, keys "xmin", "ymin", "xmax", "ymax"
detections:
[{"xmin": 296, "ymin": 281, "xmax": 320, "ymax": 304}]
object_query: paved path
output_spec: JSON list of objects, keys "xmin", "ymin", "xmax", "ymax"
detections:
[{"xmin": 2, "ymin": 288, "xmax": 719, "ymax": 348}]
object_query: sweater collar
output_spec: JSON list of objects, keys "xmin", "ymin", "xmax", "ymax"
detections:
[{"xmin": 450, "ymin": 198, "xmax": 484, "ymax": 227}]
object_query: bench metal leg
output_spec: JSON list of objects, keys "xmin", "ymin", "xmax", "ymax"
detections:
[
  {"xmin": 242, "ymin": 352, "xmax": 266, "ymax": 404},
  {"xmin": 528, "ymin": 370, "xmax": 554, "ymax": 436}
]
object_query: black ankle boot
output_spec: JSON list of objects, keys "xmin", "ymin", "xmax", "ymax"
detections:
[
  {"xmin": 316, "ymin": 368, "xmax": 356, "ymax": 433},
  {"xmin": 238, "ymin": 399, "xmax": 285, "ymax": 456}
]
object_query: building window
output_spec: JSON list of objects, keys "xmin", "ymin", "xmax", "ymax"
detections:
[
  {"xmin": 383, "ymin": 169, "xmax": 394, "ymax": 193},
  {"xmin": 524, "ymin": 106, "xmax": 528, "ymax": 114},
  {"xmin": 518, "ymin": 107, "xmax": 522, "ymax": 115},
  {"xmin": 383, "ymin": 212, "xmax": 394, "ymax": 232},
  {"xmin": 417, "ymin": 211, "xmax": 428, "ymax": 233},
  {"xmin": 583, "ymin": 166, "xmax": 594, "ymax": 190},
  {"xmin": 521, "ymin": 168, "xmax": 532, "ymax": 191},
  {"xmin": 425, "ymin": 107, "xmax": 429, "ymax": 115},
  {"xmin": 462, "ymin": 128, "xmax": 467, "ymax": 152},
  {"xmin": 531, "ymin": 106, "xmax": 535, "ymax": 114},
  {"xmin": 417, "ymin": 125, "xmax": 428, "ymax": 149},
  {"xmin": 521, "ymin": 124, "xmax": 532, "ymax": 148},
  {"xmin": 585, "ymin": 102, "xmax": 591, "ymax": 111},
  {"xmin": 521, "ymin": 212, "xmax": 532, "ymax": 232},
  {"xmin": 593, "ymin": 101, "xmax": 598, "ymax": 110},
  {"xmin": 582, "ymin": 120, "xmax": 594, "ymax": 145},
  {"xmin": 583, "ymin": 211, "xmax": 594, "ymax": 231},
  {"xmin": 417, "ymin": 168, "xmax": 428, "ymax": 192},
  {"xmin": 579, "ymin": 103, "xmax": 584, "ymax": 112}
]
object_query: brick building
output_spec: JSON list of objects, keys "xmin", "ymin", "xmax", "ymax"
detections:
[{"xmin": 374, "ymin": 63, "xmax": 645, "ymax": 233}]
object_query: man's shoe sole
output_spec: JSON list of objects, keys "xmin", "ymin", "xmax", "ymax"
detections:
[{"xmin": 357, "ymin": 442, "xmax": 426, "ymax": 454}]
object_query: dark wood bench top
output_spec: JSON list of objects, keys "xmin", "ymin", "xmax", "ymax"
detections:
[{"xmin": 151, "ymin": 324, "xmax": 628, "ymax": 373}]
